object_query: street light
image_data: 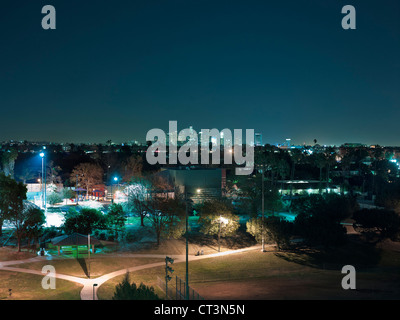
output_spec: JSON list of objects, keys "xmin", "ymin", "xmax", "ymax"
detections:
[
  {"xmin": 112, "ymin": 176, "xmax": 119, "ymax": 203},
  {"xmin": 39, "ymin": 152, "xmax": 46, "ymax": 211},
  {"xmin": 184, "ymin": 186, "xmax": 190, "ymax": 300},
  {"xmin": 218, "ymin": 216, "xmax": 229, "ymax": 252},
  {"xmin": 114, "ymin": 176, "xmax": 119, "ymax": 191},
  {"xmin": 88, "ymin": 234, "xmax": 91, "ymax": 279},
  {"xmin": 93, "ymin": 283, "xmax": 98, "ymax": 300},
  {"xmin": 261, "ymin": 167, "xmax": 266, "ymax": 252}
]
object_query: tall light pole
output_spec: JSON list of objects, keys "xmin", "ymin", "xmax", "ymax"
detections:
[
  {"xmin": 261, "ymin": 167, "xmax": 266, "ymax": 252},
  {"xmin": 218, "ymin": 216, "xmax": 229, "ymax": 252},
  {"xmin": 40, "ymin": 152, "xmax": 46, "ymax": 211},
  {"xmin": 88, "ymin": 234, "xmax": 91, "ymax": 279},
  {"xmin": 184, "ymin": 186, "xmax": 189, "ymax": 300},
  {"xmin": 114, "ymin": 176, "xmax": 119, "ymax": 191},
  {"xmin": 93, "ymin": 283, "xmax": 98, "ymax": 300},
  {"xmin": 75, "ymin": 174, "xmax": 79, "ymax": 205},
  {"xmin": 113, "ymin": 176, "xmax": 119, "ymax": 203}
]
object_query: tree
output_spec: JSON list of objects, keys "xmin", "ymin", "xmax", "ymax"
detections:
[
  {"xmin": 123, "ymin": 155, "xmax": 143, "ymax": 182},
  {"xmin": 16, "ymin": 166, "xmax": 37, "ymax": 185},
  {"xmin": 71, "ymin": 163, "xmax": 103, "ymax": 199},
  {"xmin": 230, "ymin": 174, "xmax": 261, "ymax": 214},
  {"xmin": 63, "ymin": 208, "xmax": 106, "ymax": 235},
  {"xmin": 47, "ymin": 160, "xmax": 62, "ymax": 185},
  {"xmin": 124, "ymin": 176, "xmax": 153, "ymax": 227},
  {"xmin": 353, "ymin": 208, "xmax": 400, "ymax": 242},
  {"xmin": 313, "ymin": 153, "xmax": 326, "ymax": 193},
  {"xmin": 264, "ymin": 189, "xmax": 284, "ymax": 215},
  {"xmin": 288, "ymin": 149, "xmax": 305, "ymax": 202},
  {"xmin": 124, "ymin": 174, "xmax": 174, "ymax": 228},
  {"xmin": 292, "ymin": 194, "xmax": 357, "ymax": 247},
  {"xmin": 264, "ymin": 216, "xmax": 293, "ymax": 250},
  {"xmin": 106, "ymin": 203, "xmax": 126, "ymax": 238},
  {"xmin": 247, "ymin": 215, "xmax": 293, "ymax": 250},
  {"xmin": 61, "ymin": 188, "xmax": 76, "ymax": 205},
  {"xmin": 324, "ymin": 147, "xmax": 337, "ymax": 192},
  {"xmin": 375, "ymin": 181, "xmax": 400, "ymax": 213},
  {"xmin": 112, "ymin": 272, "xmax": 161, "ymax": 300},
  {"xmin": 144, "ymin": 192, "xmax": 186, "ymax": 245},
  {"xmin": 1, "ymin": 148, "xmax": 18, "ymax": 178},
  {"xmin": 198, "ymin": 199, "xmax": 240, "ymax": 248},
  {"xmin": 0, "ymin": 173, "xmax": 27, "ymax": 237},
  {"xmin": 15, "ymin": 202, "xmax": 46, "ymax": 252},
  {"xmin": 230, "ymin": 173, "xmax": 283, "ymax": 216},
  {"xmin": 47, "ymin": 191, "xmax": 62, "ymax": 206},
  {"xmin": 5, "ymin": 200, "xmax": 45, "ymax": 252}
]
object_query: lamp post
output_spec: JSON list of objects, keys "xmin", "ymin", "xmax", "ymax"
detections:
[
  {"xmin": 114, "ymin": 176, "xmax": 119, "ymax": 194},
  {"xmin": 39, "ymin": 152, "xmax": 46, "ymax": 211},
  {"xmin": 261, "ymin": 168, "xmax": 266, "ymax": 252},
  {"xmin": 218, "ymin": 216, "xmax": 229, "ymax": 252},
  {"xmin": 75, "ymin": 174, "xmax": 79, "ymax": 205},
  {"xmin": 112, "ymin": 176, "xmax": 119, "ymax": 203},
  {"xmin": 184, "ymin": 186, "xmax": 189, "ymax": 300},
  {"xmin": 93, "ymin": 283, "xmax": 98, "ymax": 300},
  {"xmin": 183, "ymin": 186, "xmax": 200, "ymax": 299},
  {"xmin": 88, "ymin": 234, "xmax": 91, "ymax": 279}
]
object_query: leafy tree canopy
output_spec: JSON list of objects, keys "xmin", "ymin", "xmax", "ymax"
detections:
[
  {"xmin": 198, "ymin": 199, "xmax": 240, "ymax": 237},
  {"xmin": 63, "ymin": 207, "xmax": 106, "ymax": 234}
]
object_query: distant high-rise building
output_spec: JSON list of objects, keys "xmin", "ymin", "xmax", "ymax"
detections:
[{"xmin": 255, "ymin": 133, "xmax": 263, "ymax": 146}]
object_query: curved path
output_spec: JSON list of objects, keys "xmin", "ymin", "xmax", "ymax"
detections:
[{"xmin": 0, "ymin": 245, "xmax": 263, "ymax": 300}]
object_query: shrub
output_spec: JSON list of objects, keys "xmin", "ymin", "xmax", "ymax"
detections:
[{"xmin": 112, "ymin": 272, "xmax": 161, "ymax": 300}]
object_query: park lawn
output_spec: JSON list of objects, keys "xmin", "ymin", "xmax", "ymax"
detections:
[
  {"xmin": 97, "ymin": 243, "xmax": 400, "ymax": 300},
  {"xmin": 0, "ymin": 270, "xmax": 82, "ymax": 300},
  {"xmin": 16, "ymin": 257, "xmax": 164, "ymax": 278},
  {"xmin": 0, "ymin": 247, "xmax": 37, "ymax": 262},
  {"xmin": 97, "ymin": 250, "xmax": 315, "ymax": 300}
]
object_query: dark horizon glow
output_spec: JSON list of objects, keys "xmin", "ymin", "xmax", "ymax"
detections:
[{"xmin": 0, "ymin": 0, "xmax": 399, "ymax": 146}]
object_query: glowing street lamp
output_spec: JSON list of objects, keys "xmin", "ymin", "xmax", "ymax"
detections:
[
  {"xmin": 218, "ymin": 216, "xmax": 229, "ymax": 252},
  {"xmin": 111, "ymin": 176, "xmax": 119, "ymax": 203}
]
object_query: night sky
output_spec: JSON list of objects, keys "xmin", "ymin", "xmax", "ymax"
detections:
[{"xmin": 0, "ymin": 0, "xmax": 399, "ymax": 146}]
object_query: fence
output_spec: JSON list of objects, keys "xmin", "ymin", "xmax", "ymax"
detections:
[{"xmin": 157, "ymin": 275, "xmax": 204, "ymax": 300}]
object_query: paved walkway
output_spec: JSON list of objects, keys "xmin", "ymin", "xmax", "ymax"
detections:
[{"xmin": 0, "ymin": 245, "xmax": 263, "ymax": 300}]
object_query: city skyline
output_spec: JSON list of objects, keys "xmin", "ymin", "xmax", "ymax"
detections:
[{"xmin": 1, "ymin": 0, "xmax": 399, "ymax": 146}]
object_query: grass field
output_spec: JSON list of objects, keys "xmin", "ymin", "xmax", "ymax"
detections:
[
  {"xmin": 97, "ymin": 239, "xmax": 400, "ymax": 300},
  {"xmin": 0, "ymin": 271, "xmax": 82, "ymax": 300},
  {"xmin": 1, "ymin": 214, "xmax": 400, "ymax": 300}
]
